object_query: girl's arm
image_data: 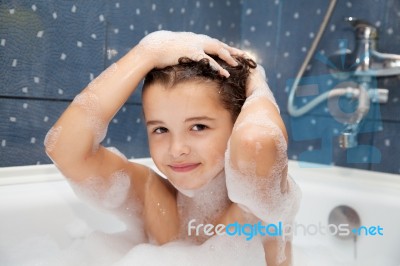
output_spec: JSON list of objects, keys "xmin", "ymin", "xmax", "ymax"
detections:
[
  {"xmin": 44, "ymin": 30, "xmax": 242, "ymax": 244},
  {"xmin": 225, "ymin": 65, "xmax": 298, "ymax": 220},
  {"xmin": 220, "ymin": 66, "xmax": 301, "ymax": 266}
]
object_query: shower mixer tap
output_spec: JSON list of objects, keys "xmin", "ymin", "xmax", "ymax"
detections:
[{"xmin": 327, "ymin": 17, "xmax": 398, "ymax": 148}]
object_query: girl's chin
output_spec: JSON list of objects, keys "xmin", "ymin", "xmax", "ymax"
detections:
[
  {"xmin": 171, "ymin": 180, "xmax": 205, "ymax": 191},
  {"xmin": 176, "ymin": 187, "xmax": 196, "ymax": 198},
  {"xmin": 171, "ymin": 176, "xmax": 214, "ymax": 192}
]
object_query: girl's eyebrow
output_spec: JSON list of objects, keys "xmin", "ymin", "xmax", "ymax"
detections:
[
  {"xmin": 185, "ymin": 116, "xmax": 216, "ymax": 123},
  {"xmin": 146, "ymin": 116, "xmax": 215, "ymax": 126},
  {"xmin": 146, "ymin": 120, "xmax": 164, "ymax": 126}
]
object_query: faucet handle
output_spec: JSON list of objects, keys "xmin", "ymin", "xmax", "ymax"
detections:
[{"xmin": 345, "ymin": 17, "xmax": 378, "ymax": 40}]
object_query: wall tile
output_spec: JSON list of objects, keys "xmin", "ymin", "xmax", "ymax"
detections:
[
  {"xmin": 282, "ymin": 113, "xmax": 378, "ymax": 171},
  {"xmin": 371, "ymin": 120, "xmax": 400, "ymax": 174},
  {"xmin": 0, "ymin": 98, "xmax": 148, "ymax": 167},
  {"xmin": 0, "ymin": 1, "xmax": 106, "ymax": 100},
  {"xmin": 0, "ymin": 98, "xmax": 69, "ymax": 166}
]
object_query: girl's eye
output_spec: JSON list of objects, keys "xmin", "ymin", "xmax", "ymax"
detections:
[
  {"xmin": 191, "ymin": 124, "xmax": 208, "ymax": 131},
  {"xmin": 153, "ymin": 127, "xmax": 168, "ymax": 134}
]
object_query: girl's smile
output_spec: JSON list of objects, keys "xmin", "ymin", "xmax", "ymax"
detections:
[{"xmin": 169, "ymin": 163, "xmax": 201, "ymax": 173}]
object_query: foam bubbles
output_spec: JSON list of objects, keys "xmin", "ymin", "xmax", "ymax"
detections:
[
  {"xmin": 227, "ymin": 111, "xmax": 301, "ymax": 222},
  {"xmin": 69, "ymin": 170, "xmax": 131, "ymax": 210},
  {"xmin": 138, "ymin": 31, "xmax": 224, "ymax": 72},
  {"xmin": 44, "ymin": 126, "xmax": 62, "ymax": 152},
  {"xmin": 243, "ymin": 65, "xmax": 280, "ymax": 112},
  {"xmin": 225, "ymin": 110, "xmax": 302, "ymax": 263},
  {"xmin": 88, "ymin": 63, "xmax": 118, "ymax": 91},
  {"xmin": 65, "ymin": 218, "xmax": 92, "ymax": 239},
  {"xmin": 243, "ymin": 83, "xmax": 280, "ymax": 113},
  {"xmin": 177, "ymin": 172, "xmax": 230, "ymax": 243},
  {"xmin": 139, "ymin": 31, "xmax": 201, "ymax": 52},
  {"xmin": 104, "ymin": 171, "xmax": 132, "ymax": 209},
  {"xmin": 1, "ymin": 231, "xmax": 137, "ymax": 266},
  {"xmin": 71, "ymin": 91, "xmax": 108, "ymax": 150},
  {"xmin": 0, "ymin": 232, "xmax": 344, "ymax": 266},
  {"xmin": 67, "ymin": 170, "xmax": 145, "ymax": 237},
  {"xmin": 114, "ymin": 235, "xmax": 266, "ymax": 266}
]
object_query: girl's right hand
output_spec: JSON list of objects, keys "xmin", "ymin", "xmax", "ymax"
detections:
[{"xmin": 137, "ymin": 31, "xmax": 244, "ymax": 77}]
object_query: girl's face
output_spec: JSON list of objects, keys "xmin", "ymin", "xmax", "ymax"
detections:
[{"xmin": 142, "ymin": 80, "xmax": 234, "ymax": 190}]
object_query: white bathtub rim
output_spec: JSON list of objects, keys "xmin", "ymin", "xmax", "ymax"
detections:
[
  {"xmin": 0, "ymin": 158, "xmax": 156, "ymax": 186},
  {"xmin": 0, "ymin": 159, "xmax": 399, "ymax": 193}
]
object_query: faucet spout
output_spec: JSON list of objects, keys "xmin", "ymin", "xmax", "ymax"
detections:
[
  {"xmin": 339, "ymin": 124, "xmax": 359, "ymax": 149},
  {"xmin": 328, "ymin": 17, "xmax": 400, "ymax": 77},
  {"xmin": 339, "ymin": 82, "xmax": 370, "ymax": 149}
]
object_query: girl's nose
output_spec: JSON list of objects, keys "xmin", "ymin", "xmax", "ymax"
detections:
[{"xmin": 169, "ymin": 137, "xmax": 190, "ymax": 159}]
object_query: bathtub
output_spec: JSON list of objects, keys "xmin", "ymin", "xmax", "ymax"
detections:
[{"xmin": 0, "ymin": 159, "xmax": 399, "ymax": 266}]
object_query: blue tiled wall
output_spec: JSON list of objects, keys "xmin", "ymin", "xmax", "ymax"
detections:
[{"xmin": 1, "ymin": 0, "xmax": 399, "ymax": 175}]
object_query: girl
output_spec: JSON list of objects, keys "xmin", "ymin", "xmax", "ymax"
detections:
[{"xmin": 45, "ymin": 31, "xmax": 300, "ymax": 266}]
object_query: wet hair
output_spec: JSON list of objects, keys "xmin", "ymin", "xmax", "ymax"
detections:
[{"xmin": 142, "ymin": 55, "xmax": 257, "ymax": 122}]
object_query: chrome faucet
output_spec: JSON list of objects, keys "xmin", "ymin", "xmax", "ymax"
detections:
[
  {"xmin": 327, "ymin": 17, "xmax": 397, "ymax": 148},
  {"xmin": 329, "ymin": 17, "xmax": 400, "ymax": 77},
  {"xmin": 338, "ymin": 80, "xmax": 370, "ymax": 149}
]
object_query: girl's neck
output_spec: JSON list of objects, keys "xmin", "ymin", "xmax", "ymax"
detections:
[{"xmin": 177, "ymin": 171, "xmax": 231, "ymax": 242}]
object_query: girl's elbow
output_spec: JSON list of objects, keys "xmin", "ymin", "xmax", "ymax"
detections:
[{"xmin": 233, "ymin": 126, "xmax": 279, "ymax": 161}]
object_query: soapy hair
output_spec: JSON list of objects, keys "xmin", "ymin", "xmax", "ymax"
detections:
[{"xmin": 143, "ymin": 55, "xmax": 257, "ymax": 121}]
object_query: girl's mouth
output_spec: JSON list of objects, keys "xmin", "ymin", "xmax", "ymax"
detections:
[{"xmin": 169, "ymin": 163, "xmax": 201, "ymax": 173}]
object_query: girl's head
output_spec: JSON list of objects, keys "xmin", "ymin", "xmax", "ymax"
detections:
[
  {"xmin": 143, "ymin": 56, "xmax": 256, "ymax": 122},
  {"xmin": 142, "ymin": 55, "xmax": 256, "ymax": 192}
]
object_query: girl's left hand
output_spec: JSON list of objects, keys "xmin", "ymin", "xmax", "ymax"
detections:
[{"xmin": 245, "ymin": 65, "xmax": 268, "ymax": 97}]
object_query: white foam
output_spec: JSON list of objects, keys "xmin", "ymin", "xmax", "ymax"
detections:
[
  {"xmin": 139, "ymin": 31, "xmax": 203, "ymax": 51},
  {"xmin": 104, "ymin": 170, "xmax": 132, "ymax": 209},
  {"xmin": 69, "ymin": 170, "xmax": 131, "ymax": 210},
  {"xmin": 225, "ymin": 110, "xmax": 302, "ymax": 263},
  {"xmin": 243, "ymin": 66, "xmax": 280, "ymax": 113},
  {"xmin": 71, "ymin": 91, "xmax": 108, "ymax": 150},
  {"xmin": 138, "ymin": 31, "xmax": 232, "ymax": 75},
  {"xmin": 44, "ymin": 126, "xmax": 62, "ymax": 152},
  {"xmin": 65, "ymin": 218, "xmax": 92, "ymax": 239},
  {"xmin": 1, "ymin": 231, "xmax": 137, "ymax": 266},
  {"xmin": 88, "ymin": 63, "xmax": 118, "ymax": 91},
  {"xmin": 0, "ymin": 232, "xmax": 349, "ymax": 266},
  {"xmin": 114, "ymin": 235, "xmax": 266, "ymax": 266},
  {"xmin": 177, "ymin": 172, "xmax": 230, "ymax": 243}
]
